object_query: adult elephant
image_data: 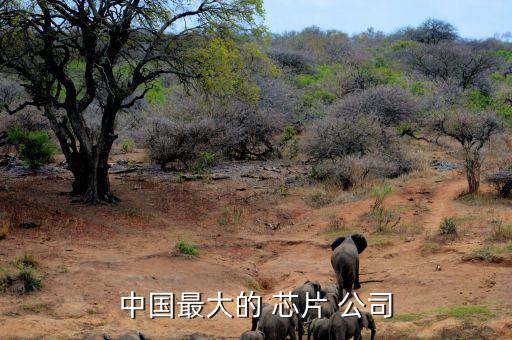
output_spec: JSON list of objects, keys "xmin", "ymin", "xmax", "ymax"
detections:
[
  {"xmin": 257, "ymin": 304, "xmax": 298, "ymax": 340},
  {"xmin": 330, "ymin": 235, "xmax": 367, "ymax": 298},
  {"xmin": 329, "ymin": 312, "xmax": 376, "ymax": 340},
  {"xmin": 292, "ymin": 280, "xmax": 322, "ymax": 340}
]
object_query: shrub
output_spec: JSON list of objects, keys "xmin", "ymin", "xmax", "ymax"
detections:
[
  {"xmin": 331, "ymin": 85, "xmax": 419, "ymax": 126},
  {"xmin": 439, "ymin": 218, "xmax": 457, "ymax": 235},
  {"xmin": 120, "ymin": 138, "xmax": 135, "ymax": 154},
  {"xmin": 215, "ymin": 107, "xmax": 282, "ymax": 160},
  {"xmin": 145, "ymin": 118, "xmax": 216, "ymax": 169},
  {"xmin": 176, "ymin": 239, "xmax": 199, "ymax": 256},
  {"xmin": 6, "ymin": 126, "xmax": 56, "ymax": 168},
  {"xmin": 486, "ymin": 169, "xmax": 512, "ymax": 197},
  {"xmin": 0, "ymin": 264, "xmax": 42, "ymax": 295}
]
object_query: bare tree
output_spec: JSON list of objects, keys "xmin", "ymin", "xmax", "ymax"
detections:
[
  {"xmin": 0, "ymin": 0, "xmax": 263, "ymax": 203},
  {"xmin": 433, "ymin": 110, "xmax": 503, "ymax": 194},
  {"xmin": 406, "ymin": 42, "xmax": 498, "ymax": 89}
]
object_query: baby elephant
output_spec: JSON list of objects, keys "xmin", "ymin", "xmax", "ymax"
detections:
[
  {"xmin": 292, "ymin": 280, "xmax": 322, "ymax": 340},
  {"xmin": 330, "ymin": 234, "xmax": 367, "ymax": 297},
  {"xmin": 307, "ymin": 318, "xmax": 329, "ymax": 340},
  {"xmin": 240, "ymin": 330, "xmax": 265, "ymax": 340},
  {"xmin": 329, "ymin": 312, "xmax": 376, "ymax": 340}
]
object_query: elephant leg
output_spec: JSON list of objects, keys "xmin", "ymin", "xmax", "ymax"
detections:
[
  {"xmin": 354, "ymin": 261, "xmax": 361, "ymax": 290},
  {"xmin": 289, "ymin": 323, "xmax": 297, "ymax": 340},
  {"xmin": 298, "ymin": 317, "xmax": 304, "ymax": 340}
]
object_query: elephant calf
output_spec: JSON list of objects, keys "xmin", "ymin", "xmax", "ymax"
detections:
[
  {"xmin": 330, "ymin": 234, "xmax": 367, "ymax": 297},
  {"xmin": 307, "ymin": 293, "xmax": 338, "ymax": 321},
  {"xmin": 307, "ymin": 318, "xmax": 329, "ymax": 340},
  {"xmin": 257, "ymin": 305, "xmax": 298, "ymax": 340},
  {"xmin": 329, "ymin": 312, "xmax": 376, "ymax": 340},
  {"xmin": 240, "ymin": 330, "xmax": 265, "ymax": 340}
]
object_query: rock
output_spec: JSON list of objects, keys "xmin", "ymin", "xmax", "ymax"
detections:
[{"xmin": 19, "ymin": 221, "xmax": 40, "ymax": 229}]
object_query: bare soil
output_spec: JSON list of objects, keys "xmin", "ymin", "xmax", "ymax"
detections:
[{"xmin": 0, "ymin": 151, "xmax": 511, "ymax": 339}]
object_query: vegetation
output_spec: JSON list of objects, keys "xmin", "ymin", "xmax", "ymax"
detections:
[
  {"xmin": 6, "ymin": 127, "xmax": 56, "ymax": 168},
  {"xmin": 439, "ymin": 218, "xmax": 457, "ymax": 236},
  {"xmin": 0, "ymin": 264, "xmax": 42, "ymax": 295},
  {"xmin": 176, "ymin": 239, "xmax": 199, "ymax": 256}
]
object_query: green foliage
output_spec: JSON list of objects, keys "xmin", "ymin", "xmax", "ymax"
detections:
[
  {"xmin": 191, "ymin": 151, "xmax": 216, "ymax": 174},
  {"xmin": 296, "ymin": 64, "xmax": 341, "ymax": 88},
  {"xmin": 411, "ymin": 81, "xmax": 428, "ymax": 95},
  {"xmin": 281, "ymin": 125, "xmax": 298, "ymax": 143},
  {"xmin": 120, "ymin": 138, "xmax": 135, "ymax": 154},
  {"xmin": 439, "ymin": 217, "xmax": 457, "ymax": 235},
  {"xmin": 145, "ymin": 78, "xmax": 172, "ymax": 107},
  {"xmin": 0, "ymin": 264, "xmax": 42, "ymax": 295},
  {"xmin": 6, "ymin": 126, "xmax": 57, "ymax": 168},
  {"xmin": 303, "ymin": 89, "xmax": 336, "ymax": 106},
  {"xmin": 176, "ymin": 239, "xmax": 199, "ymax": 256}
]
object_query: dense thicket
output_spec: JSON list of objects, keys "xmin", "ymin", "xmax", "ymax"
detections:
[{"xmin": 2, "ymin": 16, "xmax": 512, "ymax": 195}]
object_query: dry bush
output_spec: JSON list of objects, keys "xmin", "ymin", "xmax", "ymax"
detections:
[
  {"xmin": 305, "ymin": 115, "xmax": 419, "ymax": 188},
  {"xmin": 214, "ymin": 106, "xmax": 283, "ymax": 160},
  {"xmin": 144, "ymin": 117, "xmax": 217, "ymax": 169},
  {"xmin": 330, "ymin": 85, "xmax": 419, "ymax": 126}
]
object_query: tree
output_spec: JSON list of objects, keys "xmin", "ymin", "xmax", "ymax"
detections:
[
  {"xmin": 406, "ymin": 41, "xmax": 498, "ymax": 89},
  {"xmin": 433, "ymin": 110, "xmax": 503, "ymax": 194},
  {"xmin": 413, "ymin": 18, "xmax": 458, "ymax": 44},
  {"xmin": 0, "ymin": 0, "xmax": 263, "ymax": 203}
]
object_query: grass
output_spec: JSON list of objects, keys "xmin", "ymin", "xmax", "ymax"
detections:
[
  {"xmin": 420, "ymin": 242, "xmax": 442, "ymax": 256},
  {"xmin": 469, "ymin": 243, "xmax": 512, "ymax": 262},
  {"xmin": 436, "ymin": 304, "xmax": 495, "ymax": 321},
  {"xmin": 388, "ymin": 304, "xmax": 495, "ymax": 323},
  {"xmin": 175, "ymin": 239, "xmax": 199, "ymax": 256},
  {"xmin": 246, "ymin": 277, "xmax": 263, "ymax": 291},
  {"xmin": 218, "ymin": 205, "xmax": 245, "ymax": 226},
  {"xmin": 368, "ymin": 234, "xmax": 395, "ymax": 248},
  {"xmin": 307, "ymin": 188, "xmax": 333, "ymax": 208},
  {"xmin": 22, "ymin": 303, "xmax": 52, "ymax": 314},
  {"xmin": 489, "ymin": 222, "xmax": 512, "ymax": 242}
]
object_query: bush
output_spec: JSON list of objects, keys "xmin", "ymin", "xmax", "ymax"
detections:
[
  {"xmin": 331, "ymin": 85, "xmax": 419, "ymax": 126},
  {"xmin": 145, "ymin": 118, "xmax": 216, "ymax": 169},
  {"xmin": 487, "ymin": 169, "xmax": 512, "ymax": 197},
  {"xmin": 176, "ymin": 239, "xmax": 199, "ymax": 256},
  {"xmin": 6, "ymin": 126, "xmax": 56, "ymax": 168},
  {"xmin": 120, "ymin": 138, "xmax": 135, "ymax": 154},
  {"xmin": 0, "ymin": 264, "xmax": 42, "ymax": 295},
  {"xmin": 439, "ymin": 218, "xmax": 457, "ymax": 235},
  {"xmin": 215, "ymin": 106, "xmax": 282, "ymax": 160}
]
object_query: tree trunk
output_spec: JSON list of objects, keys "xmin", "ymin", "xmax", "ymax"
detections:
[{"xmin": 465, "ymin": 154, "xmax": 481, "ymax": 194}]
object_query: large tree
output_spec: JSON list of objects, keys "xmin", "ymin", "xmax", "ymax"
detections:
[{"xmin": 0, "ymin": 0, "xmax": 263, "ymax": 203}]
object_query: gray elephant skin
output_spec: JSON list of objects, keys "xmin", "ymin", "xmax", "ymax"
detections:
[
  {"xmin": 307, "ymin": 318, "xmax": 329, "ymax": 340},
  {"xmin": 240, "ymin": 330, "xmax": 265, "ymax": 340},
  {"xmin": 330, "ymin": 235, "xmax": 367, "ymax": 297},
  {"xmin": 329, "ymin": 312, "xmax": 376, "ymax": 340},
  {"xmin": 256, "ymin": 304, "xmax": 298, "ymax": 340},
  {"xmin": 292, "ymin": 280, "xmax": 322, "ymax": 340}
]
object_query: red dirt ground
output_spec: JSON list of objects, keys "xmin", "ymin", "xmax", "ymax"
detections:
[{"xmin": 0, "ymin": 152, "xmax": 511, "ymax": 339}]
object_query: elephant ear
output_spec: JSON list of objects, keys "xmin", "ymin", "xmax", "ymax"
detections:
[
  {"xmin": 351, "ymin": 234, "xmax": 368, "ymax": 253},
  {"xmin": 330, "ymin": 237, "xmax": 346, "ymax": 251}
]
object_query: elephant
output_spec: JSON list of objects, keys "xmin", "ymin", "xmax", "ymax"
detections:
[
  {"xmin": 257, "ymin": 304, "xmax": 298, "ymax": 340},
  {"xmin": 329, "ymin": 312, "xmax": 376, "ymax": 340},
  {"xmin": 307, "ymin": 292, "xmax": 337, "ymax": 321},
  {"xmin": 291, "ymin": 280, "xmax": 322, "ymax": 340},
  {"xmin": 306, "ymin": 318, "xmax": 329, "ymax": 340},
  {"xmin": 330, "ymin": 235, "xmax": 367, "ymax": 298},
  {"xmin": 321, "ymin": 283, "xmax": 340, "ymax": 305},
  {"xmin": 240, "ymin": 330, "xmax": 265, "ymax": 340},
  {"xmin": 117, "ymin": 332, "xmax": 146, "ymax": 340}
]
